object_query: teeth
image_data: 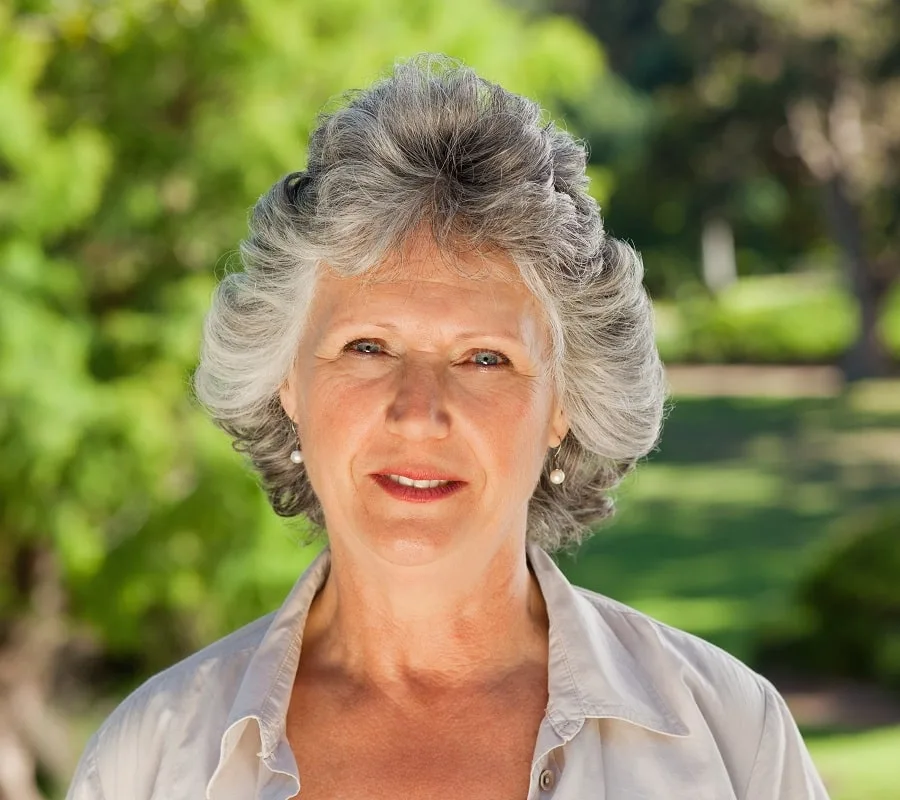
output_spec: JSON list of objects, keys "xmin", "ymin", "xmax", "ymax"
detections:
[{"xmin": 387, "ymin": 474, "xmax": 451, "ymax": 489}]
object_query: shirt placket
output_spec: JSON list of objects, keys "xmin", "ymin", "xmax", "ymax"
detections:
[{"xmin": 528, "ymin": 713, "xmax": 578, "ymax": 800}]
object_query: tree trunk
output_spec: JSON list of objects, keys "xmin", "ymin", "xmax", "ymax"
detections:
[
  {"xmin": 701, "ymin": 217, "xmax": 738, "ymax": 294},
  {"xmin": 822, "ymin": 175, "xmax": 891, "ymax": 380},
  {"xmin": 0, "ymin": 712, "xmax": 45, "ymax": 800},
  {"xmin": 0, "ymin": 544, "xmax": 73, "ymax": 800},
  {"xmin": 786, "ymin": 93, "xmax": 893, "ymax": 380}
]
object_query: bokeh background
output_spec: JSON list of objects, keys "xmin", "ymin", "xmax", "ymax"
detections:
[{"xmin": 2, "ymin": 1, "xmax": 899, "ymax": 798}]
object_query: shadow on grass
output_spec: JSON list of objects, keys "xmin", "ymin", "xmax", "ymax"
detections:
[{"xmin": 801, "ymin": 725, "xmax": 892, "ymax": 741}]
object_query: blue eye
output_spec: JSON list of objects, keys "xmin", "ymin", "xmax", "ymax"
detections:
[
  {"xmin": 471, "ymin": 350, "xmax": 508, "ymax": 367},
  {"xmin": 346, "ymin": 340, "xmax": 383, "ymax": 355}
]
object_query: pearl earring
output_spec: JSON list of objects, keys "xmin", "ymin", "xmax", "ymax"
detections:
[
  {"xmin": 549, "ymin": 444, "xmax": 565, "ymax": 485},
  {"xmin": 289, "ymin": 420, "xmax": 303, "ymax": 465}
]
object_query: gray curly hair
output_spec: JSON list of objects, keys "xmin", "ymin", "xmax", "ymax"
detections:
[{"xmin": 193, "ymin": 55, "xmax": 666, "ymax": 552}]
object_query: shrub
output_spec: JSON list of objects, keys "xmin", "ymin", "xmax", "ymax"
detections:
[
  {"xmin": 755, "ymin": 505, "xmax": 900, "ymax": 688},
  {"xmin": 654, "ymin": 275, "xmax": 900, "ymax": 364}
]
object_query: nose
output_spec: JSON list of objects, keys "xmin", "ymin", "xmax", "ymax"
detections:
[{"xmin": 385, "ymin": 359, "xmax": 451, "ymax": 441}]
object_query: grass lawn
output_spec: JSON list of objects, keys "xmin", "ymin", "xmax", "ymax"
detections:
[
  {"xmin": 806, "ymin": 725, "xmax": 900, "ymax": 800},
  {"xmin": 556, "ymin": 377, "xmax": 900, "ymax": 799}
]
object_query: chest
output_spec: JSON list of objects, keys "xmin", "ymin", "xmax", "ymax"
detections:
[{"xmin": 285, "ymin": 680, "xmax": 547, "ymax": 800}]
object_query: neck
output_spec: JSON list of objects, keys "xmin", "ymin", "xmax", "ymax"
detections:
[{"xmin": 299, "ymin": 536, "xmax": 549, "ymax": 692}]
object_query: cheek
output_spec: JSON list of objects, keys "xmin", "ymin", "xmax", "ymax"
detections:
[
  {"xmin": 294, "ymin": 370, "xmax": 376, "ymax": 459},
  {"xmin": 298, "ymin": 388, "xmax": 376, "ymax": 503},
  {"xmin": 466, "ymin": 382, "xmax": 552, "ymax": 465},
  {"xmin": 306, "ymin": 380, "xmax": 373, "ymax": 439}
]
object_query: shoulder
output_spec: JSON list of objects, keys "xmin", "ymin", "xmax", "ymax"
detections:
[
  {"xmin": 570, "ymin": 585, "xmax": 828, "ymax": 798},
  {"xmin": 100, "ymin": 610, "xmax": 274, "ymax": 738},
  {"xmin": 573, "ymin": 583, "xmax": 770, "ymax": 705},
  {"xmin": 68, "ymin": 612, "xmax": 275, "ymax": 800}
]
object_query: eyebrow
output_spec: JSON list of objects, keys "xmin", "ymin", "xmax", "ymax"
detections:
[{"xmin": 326, "ymin": 320, "xmax": 528, "ymax": 344}]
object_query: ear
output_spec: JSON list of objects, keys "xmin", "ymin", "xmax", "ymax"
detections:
[
  {"xmin": 279, "ymin": 378, "xmax": 297, "ymax": 424},
  {"xmin": 549, "ymin": 403, "xmax": 569, "ymax": 448}
]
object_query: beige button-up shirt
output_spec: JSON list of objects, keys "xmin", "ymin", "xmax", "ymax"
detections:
[{"xmin": 66, "ymin": 545, "xmax": 829, "ymax": 799}]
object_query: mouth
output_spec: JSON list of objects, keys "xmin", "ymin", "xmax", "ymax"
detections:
[
  {"xmin": 371, "ymin": 472, "xmax": 466, "ymax": 503},
  {"xmin": 385, "ymin": 474, "xmax": 453, "ymax": 489}
]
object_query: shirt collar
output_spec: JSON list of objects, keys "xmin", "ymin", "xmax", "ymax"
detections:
[
  {"xmin": 207, "ymin": 543, "xmax": 688, "ymax": 799},
  {"xmin": 207, "ymin": 547, "xmax": 331, "ymax": 800},
  {"xmin": 527, "ymin": 543, "xmax": 689, "ymax": 740}
]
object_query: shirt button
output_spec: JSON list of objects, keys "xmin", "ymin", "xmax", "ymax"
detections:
[{"xmin": 538, "ymin": 768, "xmax": 555, "ymax": 791}]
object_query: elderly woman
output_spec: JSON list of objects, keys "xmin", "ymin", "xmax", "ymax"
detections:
[{"xmin": 67, "ymin": 57, "xmax": 828, "ymax": 799}]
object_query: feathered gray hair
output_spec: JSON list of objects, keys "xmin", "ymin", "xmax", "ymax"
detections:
[{"xmin": 193, "ymin": 55, "xmax": 666, "ymax": 552}]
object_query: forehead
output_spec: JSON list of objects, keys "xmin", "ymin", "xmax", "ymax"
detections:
[{"xmin": 310, "ymin": 235, "xmax": 546, "ymax": 333}]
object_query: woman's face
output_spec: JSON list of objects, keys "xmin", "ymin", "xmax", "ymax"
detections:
[{"xmin": 280, "ymin": 235, "xmax": 568, "ymax": 568}]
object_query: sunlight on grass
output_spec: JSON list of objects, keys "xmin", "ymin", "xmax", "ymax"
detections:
[
  {"xmin": 845, "ymin": 379, "xmax": 900, "ymax": 414},
  {"xmin": 622, "ymin": 464, "xmax": 783, "ymax": 506},
  {"xmin": 808, "ymin": 726, "xmax": 900, "ymax": 800},
  {"xmin": 624, "ymin": 596, "xmax": 746, "ymax": 638}
]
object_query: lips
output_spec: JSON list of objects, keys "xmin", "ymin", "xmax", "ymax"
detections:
[{"xmin": 371, "ymin": 472, "xmax": 467, "ymax": 503}]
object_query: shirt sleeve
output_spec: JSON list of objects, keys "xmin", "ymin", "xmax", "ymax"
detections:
[
  {"xmin": 65, "ymin": 735, "xmax": 106, "ymax": 800},
  {"xmin": 62, "ymin": 679, "xmax": 164, "ymax": 800},
  {"xmin": 743, "ymin": 678, "xmax": 830, "ymax": 800}
]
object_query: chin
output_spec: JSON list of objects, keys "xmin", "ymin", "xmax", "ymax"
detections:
[{"xmin": 354, "ymin": 520, "xmax": 469, "ymax": 568}]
